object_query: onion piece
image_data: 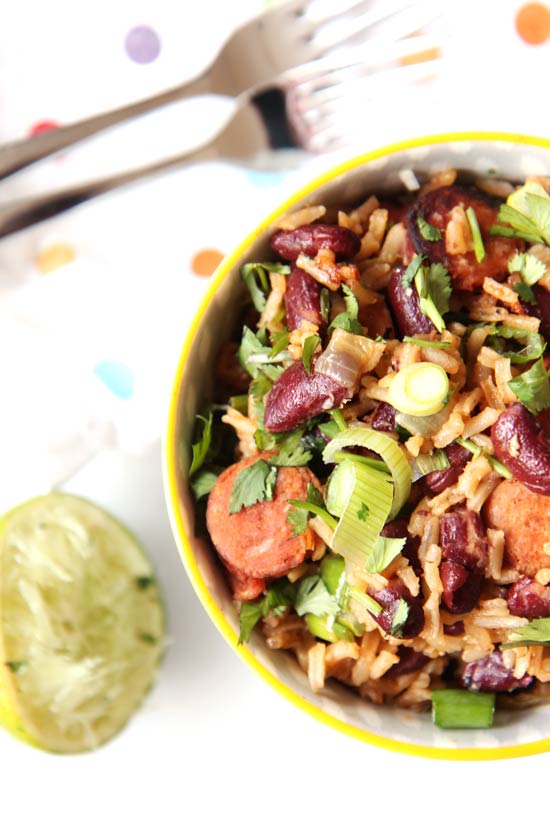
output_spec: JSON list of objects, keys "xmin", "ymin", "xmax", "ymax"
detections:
[{"xmin": 314, "ymin": 328, "xmax": 383, "ymax": 391}]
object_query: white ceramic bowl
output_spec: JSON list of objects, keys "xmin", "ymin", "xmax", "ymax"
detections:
[{"xmin": 164, "ymin": 132, "xmax": 550, "ymax": 760}]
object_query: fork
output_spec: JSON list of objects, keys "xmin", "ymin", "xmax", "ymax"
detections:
[{"xmin": 0, "ymin": 0, "xmax": 440, "ymax": 180}]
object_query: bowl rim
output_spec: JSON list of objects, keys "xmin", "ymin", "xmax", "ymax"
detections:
[{"xmin": 164, "ymin": 130, "xmax": 550, "ymax": 761}]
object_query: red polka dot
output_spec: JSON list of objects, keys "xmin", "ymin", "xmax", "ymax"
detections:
[{"xmin": 28, "ymin": 120, "xmax": 59, "ymax": 136}]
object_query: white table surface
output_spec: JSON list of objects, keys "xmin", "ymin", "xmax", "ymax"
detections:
[{"xmin": 2, "ymin": 1, "xmax": 550, "ymax": 820}]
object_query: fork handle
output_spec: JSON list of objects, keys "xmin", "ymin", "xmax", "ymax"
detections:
[
  {"xmin": 0, "ymin": 69, "xmax": 214, "ymax": 180},
  {"xmin": 0, "ymin": 140, "xmax": 220, "ymax": 239}
]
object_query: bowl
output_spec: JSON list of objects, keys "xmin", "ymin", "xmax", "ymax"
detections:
[{"xmin": 164, "ymin": 131, "xmax": 550, "ymax": 760}]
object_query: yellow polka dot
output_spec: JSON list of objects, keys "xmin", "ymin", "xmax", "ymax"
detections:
[
  {"xmin": 190, "ymin": 248, "xmax": 224, "ymax": 277},
  {"xmin": 35, "ymin": 243, "xmax": 76, "ymax": 274},
  {"xmin": 515, "ymin": 2, "xmax": 550, "ymax": 45}
]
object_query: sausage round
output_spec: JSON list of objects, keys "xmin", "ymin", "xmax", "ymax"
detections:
[
  {"xmin": 206, "ymin": 452, "xmax": 321, "ymax": 585},
  {"xmin": 484, "ymin": 479, "xmax": 550, "ymax": 578}
]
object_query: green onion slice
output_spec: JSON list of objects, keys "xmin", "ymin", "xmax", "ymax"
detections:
[
  {"xmin": 431, "ymin": 689, "xmax": 495, "ymax": 729},
  {"xmin": 322, "ymin": 426, "xmax": 412, "ymax": 519},
  {"xmin": 388, "ymin": 362, "xmax": 449, "ymax": 417},
  {"xmin": 465, "ymin": 206, "xmax": 486, "ymax": 263}
]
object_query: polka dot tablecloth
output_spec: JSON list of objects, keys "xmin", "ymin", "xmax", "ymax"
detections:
[{"xmin": 1, "ymin": 0, "xmax": 550, "ymax": 509}]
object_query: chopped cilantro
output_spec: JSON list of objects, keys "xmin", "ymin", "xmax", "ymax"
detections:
[
  {"xmin": 357, "ymin": 502, "xmax": 370, "ymax": 521},
  {"xmin": 295, "ymin": 575, "xmax": 340, "ymax": 617},
  {"xmin": 286, "ymin": 483, "xmax": 332, "ymax": 536},
  {"xmin": 241, "ymin": 262, "xmax": 290, "ymax": 312},
  {"xmin": 502, "ymin": 617, "xmax": 550, "ymax": 649},
  {"xmin": 191, "ymin": 468, "xmax": 219, "ymax": 500},
  {"xmin": 486, "ymin": 324, "xmax": 545, "ymax": 364},
  {"xmin": 513, "ymin": 281, "xmax": 537, "ymax": 305},
  {"xmin": 390, "ymin": 598, "xmax": 410, "ymax": 637},
  {"xmin": 269, "ymin": 328, "xmax": 290, "ymax": 358},
  {"xmin": 401, "ymin": 254, "xmax": 425, "ymax": 288},
  {"xmin": 417, "ymin": 215, "xmax": 442, "ymax": 241},
  {"xmin": 508, "ymin": 251, "xmax": 546, "ymax": 286},
  {"xmin": 508, "ymin": 357, "xmax": 550, "ymax": 414},
  {"xmin": 302, "ymin": 334, "xmax": 321, "ymax": 375},
  {"xmin": 414, "ymin": 262, "xmax": 452, "ymax": 332},
  {"xmin": 366, "ymin": 536, "xmax": 406, "ymax": 574},
  {"xmin": 238, "ymin": 580, "xmax": 296, "ymax": 644},
  {"xmin": 189, "ymin": 412, "xmax": 213, "ymax": 477},
  {"xmin": 465, "ymin": 206, "xmax": 486, "ymax": 263},
  {"xmin": 229, "ymin": 459, "xmax": 278, "ymax": 513}
]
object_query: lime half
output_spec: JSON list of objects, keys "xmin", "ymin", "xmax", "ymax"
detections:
[{"xmin": 0, "ymin": 493, "xmax": 164, "ymax": 753}]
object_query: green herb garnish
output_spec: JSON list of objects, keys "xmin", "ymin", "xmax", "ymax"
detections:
[
  {"xmin": 465, "ymin": 206, "xmax": 486, "ymax": 263},
  {"xmin": 417, "ymin": 215, "xmax": 442, "ymax": 241},
  {"xmin": 229, "ymin": 459, "xmax": 278, "ymax": 513},
  {"xmin": 502, "ymin": 617, "xmax": 550, "ymax": 648},
  {"xmin": 189, "ymin": 412, "xmax": 213, "ymax": 476},
  {"xmin": 302, "ymin": 334, "xmax": 321, "ymax": 375},
  {"xmin": 508, "ymin": 356, "xmax": 550, "ymax": 414},
  {"xmin": 241, "ymin": 262, "xmax": 290, "ymax": 312},
  {"xmin": 295, "ymin": 575, "xmax": 340, "ymax": 617},
  {"xmin": 366, "ymin": 536, "xmax": 406, "ymax": 574}
]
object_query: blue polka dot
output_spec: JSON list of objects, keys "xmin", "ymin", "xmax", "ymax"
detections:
[
  {"xmin": 244, "ymin": 169, "xmax": 287, "ymax": 188},
  {"xmin": 94, "ymin": 360, "xmax": 134, "ymax": 399}
]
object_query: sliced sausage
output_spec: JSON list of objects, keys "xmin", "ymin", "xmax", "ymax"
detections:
[
  {"xmin": 206, "ymin": 452, "xmax": 321, "ymax": 586},
  {"xmin": 407, "ymin": 185, "xmax": 523, "ymax": 291},
  {"xmin": 484, "ymin": 479, "xmax": 550, "ymax": 578}
]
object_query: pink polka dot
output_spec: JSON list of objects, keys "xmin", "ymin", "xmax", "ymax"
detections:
[
  {"xmin": 124, "ymin": 25, "xmax": 161, "ymax": 64},
  {"xmin": 28, "ymin": 120, "xmax": 59, "ymax": 136}
]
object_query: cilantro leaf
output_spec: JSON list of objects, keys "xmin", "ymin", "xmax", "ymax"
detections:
[
  {"xmin": 357, "ymin": 502, "xmax": 370, "ymax": 521},
  {"xmin": 366, "ymin": 536, "xmax": 406, "ymax": 574},
  {"xmin": 241, "ymin": 262, "xmax": 290, "ymax": 312},
  {"xmin": 286, "ymin": 483, "xmax": 328, "ymax": 536},
  {"xmin": 237, "ymin": 581, "xmax": 297, "ymax": 644},
  {"xmin": 486, "ymin": 324, "xmax": 545, "ymax": 364},
  {"xmin": 190, "ymin": 412, "xmax": 213, "ymax": 477},
  {"xmin": 229, "ymin": 460, "xmax": 278, "ymax": 514},
  {"xmin": 414, "ymin": 262, "xmax": 452, "ymax": 333},
  {"xmin": 490, "ymin": 203, "xmax": 545, "ymax": 245},
  {"xmin": 238, "ymin": 601, "xmax": 266, "ymax": 644},
  {"xmin": 508, "ymin": 357, "xmax": 550, "ymax": 414},
  {"xmin": 508, "ymin": 252, "xmax": 546, "ymax": 286},
  {"xmin": 302, "ymin": 334, "xmax": 321, "ymax": 375},
  {"xmin": 417, "ymin": 215, "xmax": 442, "ymax": 241},
  {"xmin": 269, "ymin": 328, "xmax": 290, "ymax": 358},
  {"xmin": 342, "ymin": 284, "xmax": 360, "ymax": 317},
  {"xmin": 238, "ymin": 326, "xmax": 285, "ymax": 380},
  {"xmin": 390, "ymin": 598, "xmax": 410, "ymax": 637},
  {"xmin": 190, "ymin": 468, "xmax": 219, "ymax": 500},
  {"xmin": 286, "ymin": 507, "xmax": 308, "ymax": 537},
  {"xmin": 327, "ymin": 313, "xmax": 364, "ymax": 336},
  {"xmin": 502, "ymin": 617, "xmax": 550, "ymax": 649},
  {"xmin": 295, "ymin": 575, "xmax": 340, "ymax": 617},
  {"xmin": 513, "ymin": 281, "xmax": 537, "ymax": 305}
]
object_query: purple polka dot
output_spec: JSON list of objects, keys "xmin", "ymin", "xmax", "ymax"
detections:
[{"xmin": 124, "ymin": 25, "xmax": 161, "ymax": 64}]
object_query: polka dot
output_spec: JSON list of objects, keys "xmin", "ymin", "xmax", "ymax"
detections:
[
  {"xmin": 124, "ymin": 25, "xmax": 161, "ymax": 64},
  {"xmin": 93, "ymin": 360, "xmax": 134, "ymax": 399},
  {"xmin": 244, "ymin": 169, "xmax": 287, "ymax": 188},
  {"xmin": 28, "ymin": 120, "xmax": 59, "ymax": 136},
  {"xmin": 35, "ymin": 243, "xmax": 76, "ymax": 274},
  {"xmin": 515, "ymin": 3, "xmax": 550, "ymax": 45},
  {"xmin": 190, "ymin": 248, "xmax": 225, "ymax": 276}
]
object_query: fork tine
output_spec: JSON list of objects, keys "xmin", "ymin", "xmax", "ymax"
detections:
[{"xmin": 306, "ymin": 0, "xmax": 442, "ymax": 60}]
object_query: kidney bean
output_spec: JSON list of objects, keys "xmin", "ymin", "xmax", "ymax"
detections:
[
  {"xmin": 270, "ymin": 223, "xmax": 360, "ymax": 262},
  {"xmin": 507, "ymin": 575, "xmax": 550, "ymax": 618},
  {"xmin": 284, "ymin": 265, "xmax": 324, "ymax": 332},
  {"xmin": 461, "ymin": 650, "xmax": 534, "ymax": 692},
  {"xmin": 491, "ymin": 402, "xmax": 550, "ymax": 495},
  {"xmin": 381, "ymin": 518, "xmax": 421, "ymax": 574},
  {"xmin": 520, "ymin": 283, "xmax": 550, "ymax": 340},
  {"xmin": 443, "ymin": 620, "xmax": 465, "ymax": 636},
  {"xmin": 368, "ymin": 578, "xmax": 424, "ymax": 639},
  {"xmin": 439, "ymin": 509, "xmax": 488, "ymax": 571},
  {"xmin": 407, "ymin": 185, "xmax": 523, "ymax": 291},
  {"xmin": 371, "ymin": 401, "xmax": 397, "ymax": 432},
  {"xmin": 386, "ymin": 264, "xmax": 435, "ymax": 336},
  {"xmin": 263, "ymin": 359, "xmax": 348, "ymax": 433},
  {"xmin": 387, "ymin": 648, "xmax": 429, "ymax": 678},
  {"xmin": 440, "ymin": 561, "xmax": 484, "ymax": 614},
  {"xmin": 423, "ymin": 443, "xmax": 471, "ymax": 494}
]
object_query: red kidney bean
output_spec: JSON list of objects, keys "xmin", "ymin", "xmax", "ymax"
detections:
[
  {"xmin": 284, "ymin": 265, "xmax": 324, "ymax": 332},
  {"xmin": 371, "ymin": 401, "xmax": 397, "ymax": 432},
  {"xmin": 387, "ymin": 648, "xmax": 429, "ymax": 677},
  {"xmin": 386, "ymin": 264, "xmax": 435, "ymax": 336},
  {"xmin": 439, "ymin": 509, "xmax": 488, "ymax": 571},
  {"xmin": 438, "ymin": 509, "xmax": 487, "ymax": 613},
  {"xmin": 443, "ymin": 620, "xmax": 465, "ymax": 636},
  {"xmin": 407, "ymin": 185, "xmax": 523, "ymax": 291},
  {"xmin": 507, "ymin": 575, "xmax": 550, "ymax": 618},
  {"xmin": 440, "ymin": 561, "xmax": 484, "ymax": 614},
  {"xmin": 520, "ymin": 283, "xmax": 550, "ymax": 340},
  {"xmin": 461, "ymin": 650, "xmax": 534, "ymax": 692},
  {"xmin": 263, "ymin": 359, "xmax": 348, "ymax": 433},
  {"xmin": 491, "ymin": 402, "xmax": 550, "ymax": 495},
  {"xmin": 423, "ymin": 443, "xmax": 471, "ymax": 494},
  {"xmin": 270, "ymin": 223, "xmax": 360, "ymax": 262},
  {"xmin": 368, "ymin": 578, "xmax": 424, "ymax": 638},
  {"xmin": 381, "ymin": 518, "xmax": 421, "ymax": 574}
]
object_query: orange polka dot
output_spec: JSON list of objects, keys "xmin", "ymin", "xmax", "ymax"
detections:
[
  {"xmin": 515, "ymin": 2, "xmax": 550, "ymax": 45},
  {"xmin": 35, "ymin": 243, "xmax": 76, "ymax": 274},
  {"xmin": 190, "ymin": 248, "xmax": 224, "ymax": 276}
]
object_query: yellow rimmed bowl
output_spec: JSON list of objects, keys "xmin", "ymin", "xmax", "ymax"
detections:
[{"xmin": 164, "ymin": 132, "xmax": 550, "ymax": 760}]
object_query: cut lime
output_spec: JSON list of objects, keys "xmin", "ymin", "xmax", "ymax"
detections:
[{"xmin": 0, "ymin": 493, "xmax": 164, "ymax": 753}]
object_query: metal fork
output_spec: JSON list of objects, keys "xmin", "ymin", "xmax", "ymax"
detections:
[{"xmin": 0, "ymin": 0, "xmax": 439, "ymax": 180}]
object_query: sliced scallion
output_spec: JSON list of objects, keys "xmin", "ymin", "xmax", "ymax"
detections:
[
  {"xmin": 388, "ymin": 362, "xmax": 449, "ymax": 418},
  {"xmin": 305, "ymin": 614, "xmax": 354, "ymax": 643},
  {"xmin": 431, "ymin": 689, "xmax": 495, "ymax": 729},
  {"xmin": 412, "ymin": 450, "xmax": 450, "ymax": 480},
  {"xmin": 322, "ymin": 426, "xmax": 412, "ymax": 519},
  {"xmin": 349, "ymin": 586, "xmax": 382, "ymax": 617},
  {"xmin": 465, "ymin": 206, "xmax": 486, "ymax": 263}
]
